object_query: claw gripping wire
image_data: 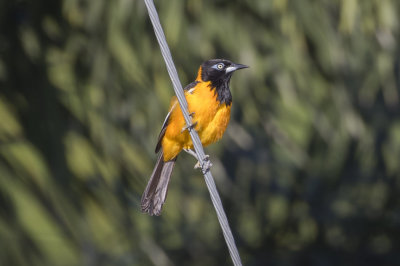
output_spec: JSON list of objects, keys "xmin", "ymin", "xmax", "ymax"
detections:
[{"xmin": 143, "ymin": 1, "xmax": 243, "ymax": 265}]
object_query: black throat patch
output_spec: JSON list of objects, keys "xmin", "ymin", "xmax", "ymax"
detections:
[{"xmin": 209, "ymin": 76, "xmax": 232, "ymax": 106}]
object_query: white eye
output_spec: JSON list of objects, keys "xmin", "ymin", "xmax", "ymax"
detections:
[{"xmin": 217, "ymin": 63, "xmax": 224, "ymax": 69}]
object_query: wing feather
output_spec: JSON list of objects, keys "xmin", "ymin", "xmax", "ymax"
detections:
[{"xmin": 155, "ymin": 101, "xmax": 176, "ymax": 153}]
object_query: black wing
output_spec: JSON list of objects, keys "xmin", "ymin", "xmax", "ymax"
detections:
[
  {"xmin": 184, "ymin": 81, "xmax": 199, "ymax": 91},
  {"xmin": 155, "ymin": 105, "xmax": 174, "ymax": 153}
]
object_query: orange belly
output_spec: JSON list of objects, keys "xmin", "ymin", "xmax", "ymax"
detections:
[{"xmin": 162, "ymin": 82, "xmax": 231, "ymax": 161}]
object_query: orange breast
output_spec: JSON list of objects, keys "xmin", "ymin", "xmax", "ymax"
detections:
[{"xmin": 161, "ymin": 82, "xmax": 231, "ymax": 161}]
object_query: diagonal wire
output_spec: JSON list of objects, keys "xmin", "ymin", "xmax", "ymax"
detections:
[{"xmin": 143, "ymin": 1, "xmax": 243, "ymax": 265}]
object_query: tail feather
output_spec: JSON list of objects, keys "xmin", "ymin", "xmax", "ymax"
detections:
[{"xmin": 141, "ymin": 150, "xmax": 177, "ymax": 216}]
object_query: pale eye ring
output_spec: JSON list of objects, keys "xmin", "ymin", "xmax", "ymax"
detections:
[{"xmin": 217, "ymin": 63, "xmax": 224, "ymax": 69}]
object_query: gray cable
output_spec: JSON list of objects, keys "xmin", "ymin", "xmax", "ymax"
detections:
[{"xmin": 143, "ymin": 1, "xmax": 243, "ymax": 265}]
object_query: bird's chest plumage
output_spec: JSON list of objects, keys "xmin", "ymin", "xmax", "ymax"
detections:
[
  {"xmin": 162, "ymin": 81, "xmax": 232, "ymax": 160},
  {"xmin": 186, "ymin": 82, "xmax": 232, "ymax": 147}
]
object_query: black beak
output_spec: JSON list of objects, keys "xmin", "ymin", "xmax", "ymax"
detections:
[{"xmin": 233, "ymin": 63, "xmax": 249, "ymax": 70}]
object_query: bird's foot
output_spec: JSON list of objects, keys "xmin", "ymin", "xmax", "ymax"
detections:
[
  {"xmin": 183, "ymin": 149, "xmax": 212, "ymax": 172},
  {"xmin": 194, "ymin": 155, "xmax": 212, "ymax": 173},
  {"xmin": 183, "ymin": 148, "xmax": 198, "ymax": 158},
  {"xmin": 181, "ymin": 121, "xmax": 198, "ymax": 133}
]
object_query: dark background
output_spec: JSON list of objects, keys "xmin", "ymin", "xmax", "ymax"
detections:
[{"xmin": 1, "ymin": 0, "xmax": 400, "ymax": 265}]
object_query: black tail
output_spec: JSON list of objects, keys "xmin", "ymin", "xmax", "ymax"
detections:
[{"xmin": 141, "ymin": 150, "xmax": 177, "ymax": 216}]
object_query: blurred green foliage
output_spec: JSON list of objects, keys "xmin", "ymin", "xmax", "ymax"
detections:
[{"xmin": 1, "ymin": 0, "xmax": 400, "ymax": 265}]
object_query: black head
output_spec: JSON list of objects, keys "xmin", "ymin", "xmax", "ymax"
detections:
[
  {"xmin": 200, "ymin": 59, "xmax": 248, "ymax": 86},
  {"xmin": 199, "ymin": 59, "xmax": 248, "ymax": 105}
]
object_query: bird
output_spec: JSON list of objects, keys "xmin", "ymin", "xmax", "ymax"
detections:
[{"xmin": 141, "ymin": 59, "xmax": 248, "ymax": 216}]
